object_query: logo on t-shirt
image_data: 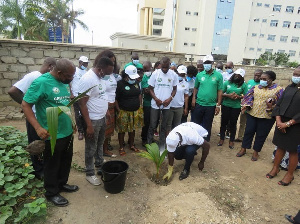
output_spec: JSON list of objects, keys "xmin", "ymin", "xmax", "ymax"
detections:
[
  {"xmin": 227, "ymin": 85, "xmax": 231, "ymax": 89},
  {"xmin": 98, "ymin": 84, "xmax": 103, "ymax": 90},
  {"xmin": 66, "ymin": 85, "xmax": 70, "ymax": 93},
  {"xmin": 125, "ymin": 86, "xmax": 130, "ymax": 90},
  {"xmin": 212, "ymin": 77, "xmax": 216, "ymax": 82},
  {"xmin": 157, "ymin": 78, "xmax": 162, "ymax": 82},
  {"xmin": 182, "ymin": 85, "xmax": 185, "ymax": 88},
  {"xmin": 168, "ymin": 79, "xmax": 172, "ymax": 83},
  {"xmin": 201, "ymin": 77, "xmax": 205, "ymax": 81},
  {"xmin": 52, "ymin": 87, "xmax": 60, "ymax": 94}
]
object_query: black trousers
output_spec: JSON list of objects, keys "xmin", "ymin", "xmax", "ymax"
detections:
[
  {"xmin": 141, "ymin": 106, "xmax": 151, "ymax": 141},
  {"xmin": 44, "ymin": 134, "xmax": 73, "ymax": 197},
  {"xmin": 220, "ymin": 105, "xmax": 241, "ymax": 141},
  {"xmin": 294, "ymin": 210, "xmax": 300, "ymax": 224},
  {"xmin": 73, "ymin": 101, "xmax": 84, "ymax": 133},
  {"xmin": 26, "ymin": 120, "xmax": 43, "ymax": 176}
]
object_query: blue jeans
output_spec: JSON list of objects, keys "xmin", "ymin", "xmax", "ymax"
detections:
[
  {"xmin": 174, "ymin": 144, "xmax": 200, "ymax": 171},
  {"xmin": 191, "ymin": 104, "xmax": 215, "ymax": 142},
  {"xmin": 83, "ymin": 118, "xmax": 106, "ymax": 176}
]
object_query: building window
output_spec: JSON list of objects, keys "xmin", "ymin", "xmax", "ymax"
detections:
[
  {"xmin": 194, "ymin": 12, "xmax": 198, "ymax": 16},
  {"xmin": 249, "ymin": 47, "xmax": 255, "ymax": 51},
  {"xmin": 186, "ymin": 11, "xmax": 191, "ymax": 15},
  {"xmin": 227, "ymin": 0, "xmax": 232, "ymax": 3},
  {"xmin": 153, "ymin": 29, "xmax": 162, "ymax": 36},
  {"xmin": 185, "ymin": 27, "xmax": 190, "ymax": 31},
  {"xmin": 273, "ymin": 5, "xmax": 282, "ymax": 12},
  {"xmin": 291, "ymin": 36, "xmax": 299, "ymax": 43},
  {"xmin": 286, "ymin": 6, "xmax": 294, "ymax": 13},
  {"xmin": 184, "ymin": 42, "xmax": 188, "ymax": 46},
  {"xmin": 262, "ymin": 19, "xmax": 267, "ymax": 23},
  {"xmin": 218, "ymin": 15, "xmax": 224, "ymax": 19},
  {"xmin": 225, "ymin": 16, "xmax": 230, "ymax": 19},
  {"xmin": 267, "ymin": 35, "xmax": 276, "ymax": 41},
  {"xmin": 270, "ymin": 20, "xmax": 278, "ymax": 27},
  {"xmin": 191, "ymin": 43, "xmax": 196, "ymax": 47},
  {"xmin": 294, "ymin": 22, "xmax": 300, "ymax": 28},
  {"xmin": 298, "ymin": 7, "xmax": 300, "ymax": 14},
  {"xmin": 278, "ymin": 50, "xmax": 285, "ymax": 53},
  {"xmin": 252, "ymin": 33, "xmax": 257, "ymax": 37},
  {"xmin": 289, "ymin": 50, "xmax": 296, "ymax": 56},
  {"xmin": 265, "ymin": 4, "xmax": 270, "ymax": 8},
  {"xmin": 283, "ymin": 21, "xmax": 291, "ymax": 28},
  {"xmin": 192, "ymin": 28, "xmax": 197, "ymax": 31},
  {"xmin": 265, "ymin": 49, "xmax": 273, "ymax": 53},
  {"xmin": 260, "ymin": 34, "xmax": 265, "ymax": 37},
  {"xmin": 257, "ymin": 3, "xmax": 262, "ymax": 7},
  {"xmin": 254, "ymin": 18, "xmax": 260, "ymax": 22},
  {"xmin": 280, "ymin": 36, "xmax": 288, "ymax": 42},
  {"xmin": 220, "ymin": 0, "xmax": 224, "ymax": 2},
  {"xmin": 257, "ymin": 48, "xmax": 262, "ymax": 52}
]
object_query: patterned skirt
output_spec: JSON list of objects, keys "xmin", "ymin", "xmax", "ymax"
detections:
[
  {"xmin": 105, "ymin": 103, "xmax": 115, "ymax": 138},
  {"xmin": 115, "ymin": 107, "xmax": 144, "ymax": 133}
]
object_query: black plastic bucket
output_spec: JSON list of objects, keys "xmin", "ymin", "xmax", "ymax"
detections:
[{"xmin": 101, "ymin": 160, "xmax": 129, "ymax": 194}]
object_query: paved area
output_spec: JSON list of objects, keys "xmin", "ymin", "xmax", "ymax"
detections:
[{"xmin": 0, "ymin": 106, "xmax": 25, "ymax": 121}]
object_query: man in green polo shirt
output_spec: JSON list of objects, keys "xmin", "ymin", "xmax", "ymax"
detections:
[
  {"xmin": 235, "ymin": 69, "xmax": 263, "ymax": 142},
  {"xmin": 191, "ymin": 55, "xmax": 223, "ymax": 142},
  {"xmin": 124, "ymin": 52, "xmax": 143, "ymax": 70},
  {"xmin": 22, "ymin": 59, "xmax": 78, "ymax": 207}
]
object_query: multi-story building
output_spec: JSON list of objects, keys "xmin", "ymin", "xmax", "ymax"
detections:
[{"xmin": 137, "ymin": 0, "xmax": 300, "ymax": 64}]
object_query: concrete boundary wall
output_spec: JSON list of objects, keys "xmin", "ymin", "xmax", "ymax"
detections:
[{"xmin": 0, "ymin": 39, "xmax": 186, "ymax": 107}]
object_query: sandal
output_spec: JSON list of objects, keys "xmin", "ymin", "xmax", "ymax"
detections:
[
  {"xmin": 130, "ymin": 146, "xmax": 140, "ymax": 153},
  {"xmin": 266, "ymin": 169, "xmax": 280, "ymax": 179},
  {"xmin": 236, "ymin": 151, "xmax": 246, "ymax": 157},
  {"xmin": 119, "ymin": 148, "xmax": 126, "ymax": 156},
  {"xmin": 278, "ymin": 177, "xmax": 294, "ymax": 186},
  {"xmin": 103, "ymin": 152, "xmax": 117, "ymax": 158}
]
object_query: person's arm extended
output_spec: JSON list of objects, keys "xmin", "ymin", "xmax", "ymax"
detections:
[
  {"xmin": 191, "ymin": 87, "xmax": 198, "ymax": 109},
  {"xmin": 184, "ymin": 93, "xmax": 189, "ymax": 115},
  {"xmin": 167, "ymin": 152, "xmax": 175, "ymax": 166},
  {"xmin": 215, "ymin": 89, "xmax": 223, "ymax": 115},
  {"xmin": 149, "ymin": 85, "xmax": 162, "ymax": 107},
  {"xmin": 21, "ymin": 100, "xmax": 49, "ymax": 140},
  {"xmin": 8, "ymin": 87, "xmax": 24, "ymax": 104},
  {"xmin": 78, "ymin": 96, "xmax": 94, "ymax": 139}
]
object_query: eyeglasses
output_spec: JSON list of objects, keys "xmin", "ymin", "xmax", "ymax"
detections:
[{"xmin": 225, "ymin": 67, "xmax": 232, "ymax": 69}]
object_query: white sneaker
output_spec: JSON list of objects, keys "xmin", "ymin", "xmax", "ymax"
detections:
[{"xmin": 86, "ymin": 175, "xmax": 101, "ymax": 186}]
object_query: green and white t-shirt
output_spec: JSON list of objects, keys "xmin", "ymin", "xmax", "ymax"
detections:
[
  {"xmin": 222, "ymin": 81, "xmax": 248, "ymax": 108},
  {"xmin": 247, "ymin": 79, "xmax": 260, "ymax": 91},
  {"xmin": 23, "ymin": 73, "xmax": 73, "ymax": 139}
]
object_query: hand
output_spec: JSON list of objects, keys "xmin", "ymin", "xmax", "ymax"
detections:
[
  {"xmin": 155, "ymin": 98, "xmax": 163, "ymax": 107},
  {"xmin": 86, "ymin": 125, "xmax": 94, "ymax": 139},
  {"xmin": 266, "ymin": 98, "xmax": 274, "ymax": 109},
  {"xmin": 163, "ymin": 98, "xmax": 172, "ymax": 107},
  {"xmin": 144, "ymin": 88, "xmax": 149, "ymax": 94},
  {"xmin": 73, "ymin": 125, "xmax": 77, "ymax": 134},
  {"xmin": 70, "ymin": 94, "xmax": 75, "ymax": 100},
  {"xmin": 36, "ymin": 127, "xmax": 50, "ymax": 140},
  {"xmin": 184, "ymin": 108, "xmax": 188, "ymax": 116},
  {"xmin": 241, "ymin": 106, "xmax": 247, "ymax": 114},
  {"xmin": 163, "ymin": 165, "xmax": 173, "ymax": 180},
  {"xmin": 215, "ymin": 106, "xmax": 220, "ymax": 115},
  {"xmin": 276, "ymin": 121, "xmax": 287, "ymax": 133}
]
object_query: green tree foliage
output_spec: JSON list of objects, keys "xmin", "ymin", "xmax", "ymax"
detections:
[
  {"xmin": 256, "ymin": 52, "xmax": 290, "ymax": 66},
  {"xmin": 287, "ymin": 61, "xmax": 299, "ymax": 68}
]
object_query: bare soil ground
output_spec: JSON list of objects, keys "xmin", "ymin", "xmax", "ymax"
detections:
[{"xmin": 1, "ymin": 117, "xmax": 299, "ymax": 224}]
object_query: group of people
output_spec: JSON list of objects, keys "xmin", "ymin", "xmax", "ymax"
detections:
[{"xmin": 7, "ymin": 50, "xmax": 300, "ymax": 208}]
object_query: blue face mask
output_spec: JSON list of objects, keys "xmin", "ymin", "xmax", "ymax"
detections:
[
  {"xmin": 186, "ymin": 76, "xmax": 192, "ymax": 82},
  {"xmin": 128, "ymin": 79, "xmax": 136, "ymax": 85},
  {"xmin": 132, "ymin": 60, "xmax": 139, "ymax": 65},
  {"xmin": 113, "ymin": 73, "xmax": 119, "ymax": 78},
  {"xmin": 102, "ymin": 75, "xmax": 110, "ymax": 81},
  {"xmin": 203, "ymin": 64, "xmax": 212, "ymax": 71},
  {"xmin": 178, "ymin": 76, "xmax": 183, "ymax": 82},
  {"xmin": 226, "ymin": 69, "xmax": 233, "ymax": 74},
  {"xmin": 80, "ymin": 65, "xmax": 86, "ymax": 70},
  {"xmin": 216, "ymin": 68, "xmax": 222, "ymax": 73},
  {"xmin": 292, "ymin": 76, "xmax": 300, "ymax": 84},
  {"xmin": 260, "ymin": 80, "xmax": 268, "ymax": 87}
]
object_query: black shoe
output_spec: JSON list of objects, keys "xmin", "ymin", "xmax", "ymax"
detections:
[
  {"xmin": 60, "ymin": 184, "xmax": 79, "ymax": 193},
  {"xmin": 234, "ymin": 138, "xmax": 242, "ymax": 142},
  {"xmin": 46, "ymin": 194, "xmax": 69, "ymax": 207},
  {"xmin": 179, "ymin": 169, "xmax": 190, "ymax": 180},
  {"xmin": 97, "ymin": 170, "xmax": 103, "ymax": 176},
  {"xmin": 285, "ymin": 214, "xmax": 295, "ymax": 223}
]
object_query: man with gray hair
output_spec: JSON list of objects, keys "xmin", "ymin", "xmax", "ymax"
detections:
[{"xmin": 22, "ymin": 59, "xmax": 78, "ymax": 207}]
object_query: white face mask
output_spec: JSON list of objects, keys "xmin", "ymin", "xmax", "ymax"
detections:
[
  {"xmin": 292, "ymin": 76, "xmax": 300, "ymax": 84},
  {"xmin": 132, "ymin": 59, "xmax": 139, "ymax": 65},
  {"xmin": 144, "ymin": 72, "xmax": 151, "ymax": 77}
]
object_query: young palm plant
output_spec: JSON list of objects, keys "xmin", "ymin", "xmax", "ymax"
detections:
[
  {"xmin": 46, "ymin": 86, "xmax": 95, "ymax": 155},
  {"xmin": 138, "ymin": 143, "xmax": 167, "ymax": 180}
]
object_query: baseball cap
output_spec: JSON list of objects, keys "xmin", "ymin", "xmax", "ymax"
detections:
[
  {"xmin": 177, "ymin": 65, "xmax": 187, "ymax": 74},
  {"xmin": 125, "ymin": 65, "xmax": 140, "ymax": 79},
  {"xmin": 234, "ymin": 68, "xmax": 246, "ymax": 77},
  {"xmin": 79, "ymin": 56, "xmax": 89, "ymax": 63},
  {"xmin": 202, "ymin": 55, "xmax": 214, "ymax": 63},
  {"xmin": 166, "ymin": 133, "xmax": 180, "ymax": 152}
]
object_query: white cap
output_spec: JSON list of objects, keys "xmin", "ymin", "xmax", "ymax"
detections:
[
  {"xmin": 234, "ymin": 68, "xmax": 246, "ymax": 77},
  {"xmin": 125, "ymin": 65, "xmax": 140, "ymax": 79},
  {"xmin": 166, "ymin": 133, "xmax": 180, "ymax": 152},
  {"xmin": 202, "ymin": 55, "xmax": 214, "ymax": 63},
  {"xmin": 177, "ymin": 65, "xmax": 187, "ymax": 74},
  {"xmin": 79, "ymin": 56, "xmax": 89, "ymax": 63}
]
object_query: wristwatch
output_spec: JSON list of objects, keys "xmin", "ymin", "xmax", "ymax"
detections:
[{"xmin": 216, "ymin": 105, "xmax": 221, "ymax": 108}]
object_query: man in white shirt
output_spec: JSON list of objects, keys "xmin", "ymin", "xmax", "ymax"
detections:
[
  {"xmin": 163, "ymin": 122, "xmax": 210, "ymax": 180},
  {"xmin": 70, "ymin": 56, "xmax": 89, "ymax": 141},
  {"xmin": 78, "ymin": 57, "xmax": 112, "ymax": 186},
  {"xmin": 147, "ymin": 57, "xmax": 178, "ymax": 151},
  {"xmin": 222, "ymin": 61, "xmax": 234, "ymax": 82},
  {"xmin": 8, "ymin": 57, "xmax": 56, "ymax": 180}
]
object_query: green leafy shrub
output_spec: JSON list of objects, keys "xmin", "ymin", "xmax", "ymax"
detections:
[{"xmin": 0, "ymin": 126, "xmax": 46, "ymax": 223}]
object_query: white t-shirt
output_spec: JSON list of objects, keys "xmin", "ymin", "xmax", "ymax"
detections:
[
  {"xmin": 77, "ymin": 69, "xmax": 108, "ymax": 120},
  {"xmin": 148, "ymin": 69, "xmax": 178, "ymax": 109},
  {"xmin": 14, "ymin": 71, "xmax": 42, "ymax": 114},
  {"xmin": 170, "ymin": 80, "xmax": 189, "ymax": 108},
  {"xmin": 105, "ymin": 74, "xmax": 117, "ymax": 103},
  {"xmin": 71, "ymin": 67, "xmax": 87, "ymax": 96},
  {"xmin": 222, "ymin": 71, "xmax": 233, "ymax": 83},
  {"xmin": 166, "ymin": 122, "xmax": 208, "ymax": 152}
]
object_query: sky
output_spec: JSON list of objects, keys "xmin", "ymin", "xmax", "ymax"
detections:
[{"xmin": 72, "ymin": 0, "xmax": 138, "ymax": 46}]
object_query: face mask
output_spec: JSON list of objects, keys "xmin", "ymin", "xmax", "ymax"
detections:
[
  {"xmin": 216, "ymin": 68, "xmax": 222, "ymax": 73},
  {"xmin": 132, "ymin": 60, "xmax": 139, "ymax": 65},
  {"xmin": 113, "ymin": 73, "xmax": 119, "ymax": 78},
  {"xmin": 80, "ymin": 65, "xmax": 86, "ymax": 70},
  {"xmin": 203, "ymin": 64, "xmax": 212, "ymax": 71},
  {"xmin": 292, "ymin": 76, "xmax": 300, "ymax": 84},
  {"xmin": 178, "ymin": 76, "xmax": 183, "ymax": 82},
  {"xmin": 128, "ymin": 79, "xmax": 135, "ymax": 85},
  {"xmin": 186, "ymin": 76, "xmax": 192, "ymax": 82},
  {"xmin": 144, "ymin": 72, "xmax": 151, "ymax": 77},
  {"xmin": 226, "ymin": 69, "xmax": 233, "ymax": 74},
  {"xmin": 102, "ymin": 75, "xmax": 111, "ymax": 80},
  {"xmin": 260, "ymin": 80, "xmax": 268, "ymax": 87}
]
